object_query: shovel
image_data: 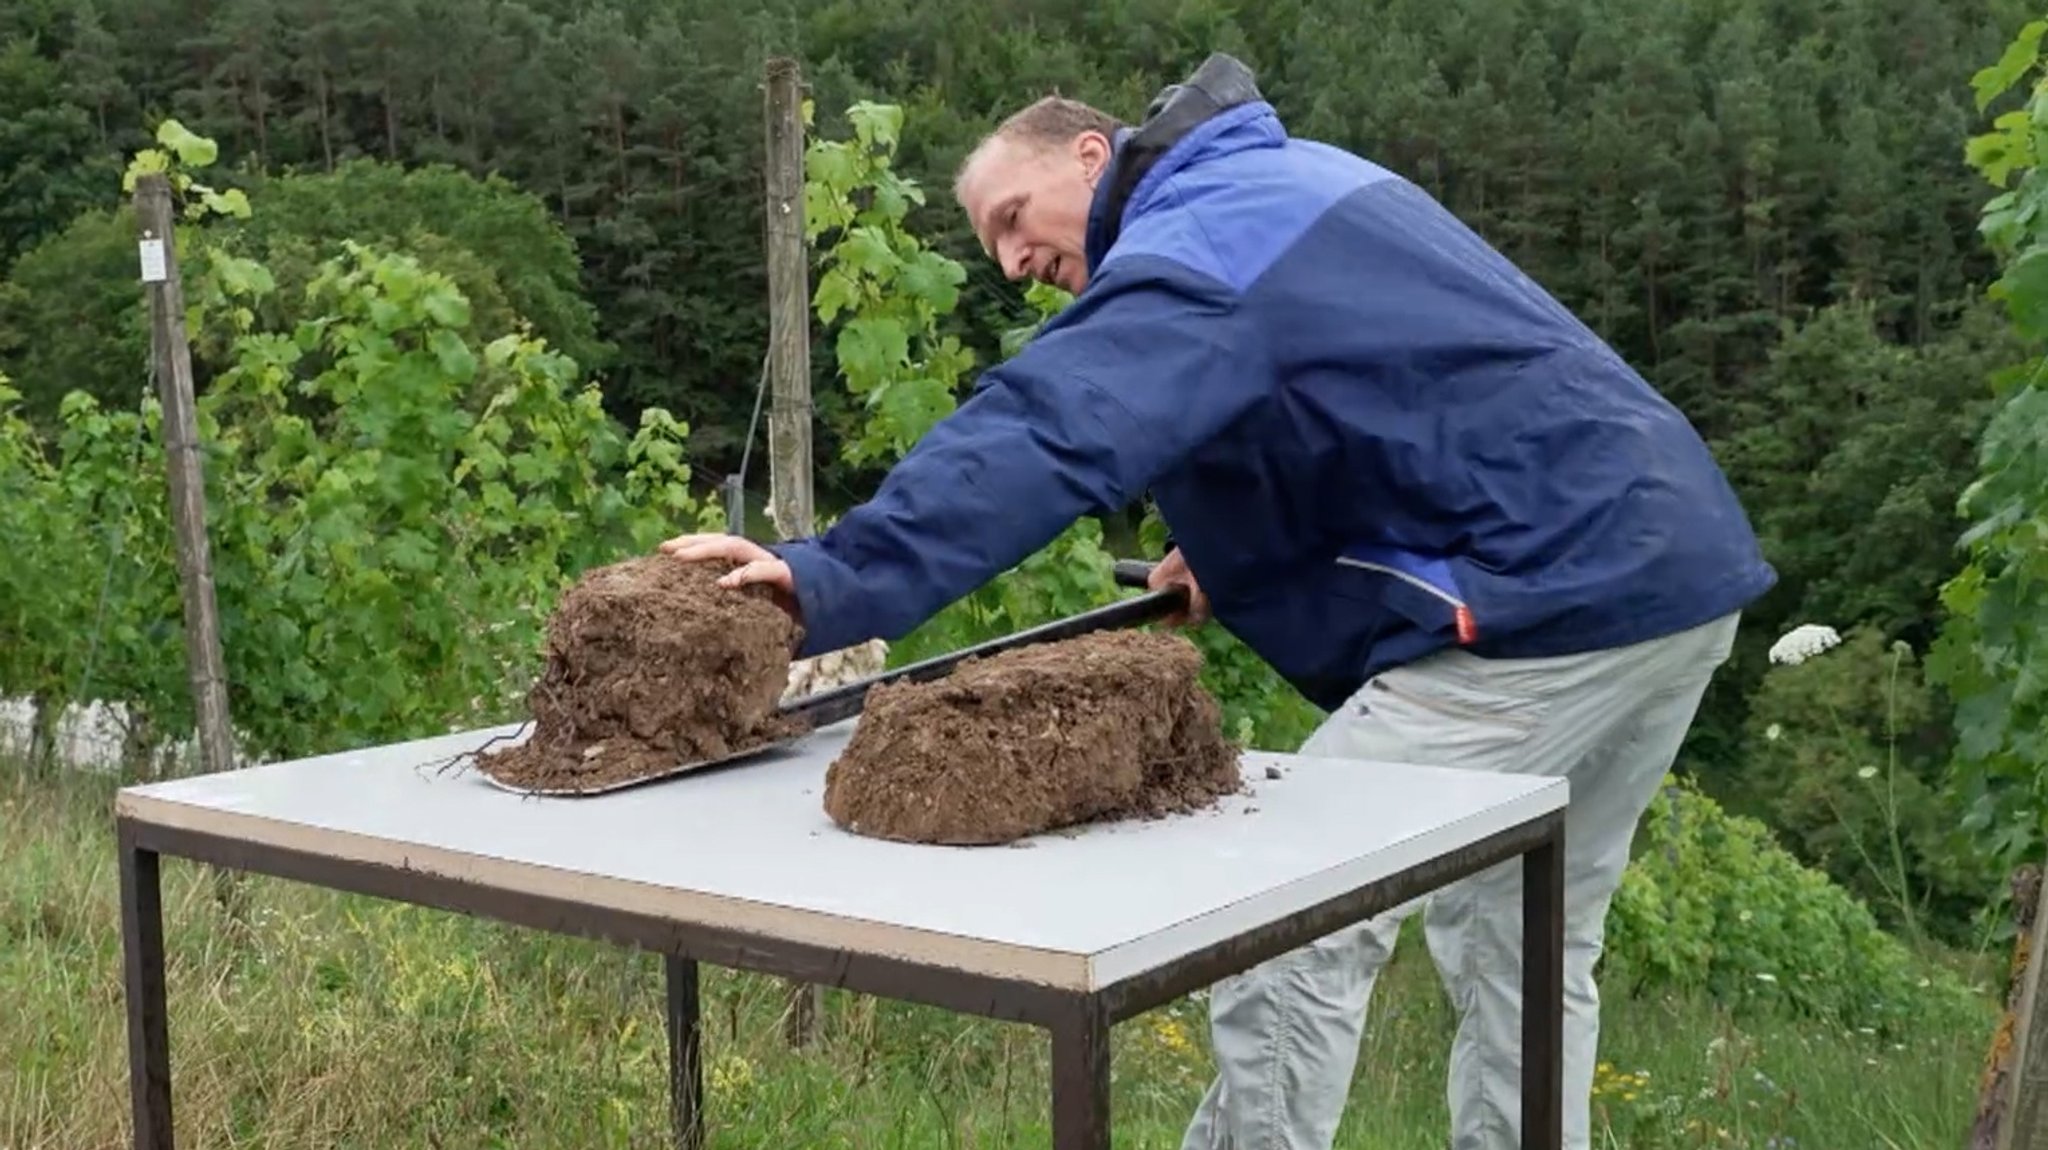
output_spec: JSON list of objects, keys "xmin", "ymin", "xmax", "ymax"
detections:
[{"xmin": 481, "ymin": 561, "xmax": 1185, "ymax": 796}]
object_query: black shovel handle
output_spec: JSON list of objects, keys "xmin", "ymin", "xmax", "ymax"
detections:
[
  {"xmin": 1112, "ymin": 558, "xmax": 1155, "ymax": 589},
  {"xmin": 784, "ymin": 573, "xmax": 1185, "ymax": 728}
]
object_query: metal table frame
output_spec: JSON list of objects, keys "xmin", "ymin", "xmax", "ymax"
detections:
[{"xmin": 118, "ymin": 806, "xmax": 1565, "ymax": 1149}]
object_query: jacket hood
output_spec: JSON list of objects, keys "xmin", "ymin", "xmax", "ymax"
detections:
[{"xmin": 1085, "ymin": 52, "xmax": 1283, "ymax": 268}]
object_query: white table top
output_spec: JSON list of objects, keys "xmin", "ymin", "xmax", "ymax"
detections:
[{"xmin": 116, "ymin": 720, "xmax": 1566, "ymax": 990}]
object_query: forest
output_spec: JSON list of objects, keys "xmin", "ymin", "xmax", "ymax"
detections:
[{"xmin": 7, "ymin": 0, "xmax": 2042, "ymax": 935}]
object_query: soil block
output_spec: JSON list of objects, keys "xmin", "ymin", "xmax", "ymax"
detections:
[
  {"xmin": 822, "ymin": 629, "xmax": 1241, "ymax": 845},
  {"xmin": 479, "ymin": 554, "xmax": 802, "ymax": 792}
]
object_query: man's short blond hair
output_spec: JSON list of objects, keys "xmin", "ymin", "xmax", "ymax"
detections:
[{"xmin": 954, "ymin": 95, "xmax": 1126, "ymax": 200}]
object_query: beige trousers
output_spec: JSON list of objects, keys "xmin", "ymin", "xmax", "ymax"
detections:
[{"xmin": 1181, "ymin": 611, "xmax": 1740, "ymax": 1150}]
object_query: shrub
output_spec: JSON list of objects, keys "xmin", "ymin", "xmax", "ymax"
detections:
[{"xmin": 1606, "ymin": 773, "xmax": 1991, "ymax": 1037}]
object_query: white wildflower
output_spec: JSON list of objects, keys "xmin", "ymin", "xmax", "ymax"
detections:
[
  {"xmin": 1766, "ymin": 723, "xmax": 1782, "ymax": 741},
  {"xmin": 1857, "ymin": 765, "xmax": 1878, "ymax": 780},
  {"xmin": 1755, "ymin": 972, "xmax": 1778, "ymax": 983},
  {"xmin": 1770, "ymin": 623, "xmax": 1842, "ymax": 665}
]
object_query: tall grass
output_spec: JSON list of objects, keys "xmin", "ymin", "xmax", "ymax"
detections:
[{"xmin": 0, "ymin": 766, "xmax": 1991, "ymax": 1149}]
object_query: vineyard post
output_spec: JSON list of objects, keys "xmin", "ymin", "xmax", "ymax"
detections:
[
  {"xmin": 133, "ymin": 171, "xmax": 236, "ymax": 782},
  {"xmin": 763, "ymin": 53, "xmax": 822, "ymax": 1047},
  {"xmin": 2000, "ymin": 863, "xmax": 2048, "ymax": 1150},
  {"xmin": 763, "ymin": 55, "xmax": 814, "ymax": 544}
]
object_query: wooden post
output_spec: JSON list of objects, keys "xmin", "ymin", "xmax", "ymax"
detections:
[
  {"xmin": 763, "ymin": 54, "xmax": 821, "ymax": 1048},
  {"xmin": 763, "ymin": 55, "xmax": 814, "ymax": 544},
  {"xmin": 1999, "ymin": 864, "xmax": 2048, "ymax": 1150},
  {"xmin": 134, "ymin": 173, "xmax": 235, "ymax": 782}
]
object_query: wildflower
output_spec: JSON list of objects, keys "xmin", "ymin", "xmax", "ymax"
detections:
[
  {"xmin": 1150, "ymin": 1013, "xmax": 1194, "ymax": 1055},
  {"xmin": 1756, "ymin": 972, "xmax": 1778, "ymax": 983},
  {"xmin": 710, "ymin": 1054, "xmax": 755, "ymax": 1099},
  {"xmin": 1765, "ymin": 722, "xmax": 1782, "ymax": 741},
  {"xmin": 1769, "ymin": 623, "xmax": 1841, "ymax": 665}
]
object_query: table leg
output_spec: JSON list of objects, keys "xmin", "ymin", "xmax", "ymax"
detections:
[
  {"xmin": 1521, "ymin": 821, "xmax": 1565, "ymax": 1150},
  {"xmin": 666, "ymin": 956, "xmax": 703, "ymax": 1150},
  {"xmin": 1050, "ymin": 997, "xmax": 1110, "ymax": 1150},
  {"xmin": 120, "ymin": 835, "xmax": 172, "ymax": 1150}
]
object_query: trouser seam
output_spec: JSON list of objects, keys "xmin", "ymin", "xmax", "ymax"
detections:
[{"xmin": 1266, "ymin": 970, "xmax": 1297, "ymax": 1150}]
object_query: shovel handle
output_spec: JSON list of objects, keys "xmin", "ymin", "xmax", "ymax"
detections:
[
  {"xmin": 784, "ymin": 577, "xmax": 1187, "ymax": 728},
  {"xmin": 1112, "ymin": 558, "xmax": 1155, "ymax": 589}
]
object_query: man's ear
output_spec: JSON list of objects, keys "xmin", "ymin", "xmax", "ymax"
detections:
[{"xmin": 1075, "ymin": 130, "xmax": 1112, "ymax": 180}]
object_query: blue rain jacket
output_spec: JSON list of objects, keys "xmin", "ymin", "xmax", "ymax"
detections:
[{"xmin": 772, "ymin": 54, "xmax": 1775, "ymax": 711}]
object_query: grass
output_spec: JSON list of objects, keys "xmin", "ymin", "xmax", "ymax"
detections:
[{"xmin": 1, "ymin": 765, "xmax": 1996, "ymax": 1150}]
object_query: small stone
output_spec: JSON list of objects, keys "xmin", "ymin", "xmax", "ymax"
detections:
[{"xmin": 1265, "ymin": 766, "xmax": 1282, "ymax": 780}]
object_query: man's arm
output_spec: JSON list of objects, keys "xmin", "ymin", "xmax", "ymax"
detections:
[{"xmin": 770, "ymin": 255, "xmax": 1264, "ymax": 657}]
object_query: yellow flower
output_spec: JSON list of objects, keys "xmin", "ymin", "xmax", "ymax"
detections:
[
  {"xmin": 709, "ymin": 1054, "xmax": 755, "ymax": 1100},
  {"xmin": 1150, "ymin": 1013, "xmax": 1194, "ymax": 1054}
]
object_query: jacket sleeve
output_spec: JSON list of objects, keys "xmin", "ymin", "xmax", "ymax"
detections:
[{"xmin": 769, "ymin": 255, "xmax": 1262, "ymax": 657}]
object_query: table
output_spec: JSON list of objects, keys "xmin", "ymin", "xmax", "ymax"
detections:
[{"xmin": 115, "ymin": 718, "xmax": 1568, "ymax": 1149}]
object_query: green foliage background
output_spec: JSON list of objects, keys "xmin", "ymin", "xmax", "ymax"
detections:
[{"xmin": 0, "ymin": 0, "xmax": 2044, "ymax": 1028}]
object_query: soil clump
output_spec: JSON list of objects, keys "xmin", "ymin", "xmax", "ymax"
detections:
[
  {"xmin": 822, "ymin": 629, "xmax": 1240, "ymax": 844},
  {"xmin": 479, "ymin": 555, "xmax": 802, "ymax": 792}
]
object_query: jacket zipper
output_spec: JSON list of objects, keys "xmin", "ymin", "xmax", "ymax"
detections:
[{"xmin": 1335, "ymin": 556, "xmax": 1479, "ymax": 644}]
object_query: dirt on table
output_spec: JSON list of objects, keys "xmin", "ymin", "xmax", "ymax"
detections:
[
  {"xmin": 477, "ymin": 554, "xmax": 802, "ymax": 792},
  {"xmin": 821, "ymin": 629, "xmax": 1241, "ymax": 845}
]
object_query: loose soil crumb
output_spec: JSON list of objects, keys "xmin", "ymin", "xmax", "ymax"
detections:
[
  {"xmin": 478, "ymin": 555, "xmax": 801, "ymax": 792},
  {"xmin": 821, "ymin": 629, "xmax": 1241, "ymax": 845}
]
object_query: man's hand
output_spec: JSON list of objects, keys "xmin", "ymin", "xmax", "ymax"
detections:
[
  {"xmin": 657, "ymin": 533, "xmax": 801, "ymax": 624},
  {"xmin": 1149, "ymin": 547, "xmax": 1211, "ymax": 628}
]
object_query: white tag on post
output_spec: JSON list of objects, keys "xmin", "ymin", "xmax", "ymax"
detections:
[{"xmin": 138, "ymin": 237, "xmax": 167, "ymax": 283}]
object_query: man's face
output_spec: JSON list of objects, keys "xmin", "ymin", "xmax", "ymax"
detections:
[{"xmin": 958, "ymin": 131, "xmax": 1111, "ymax": 295}]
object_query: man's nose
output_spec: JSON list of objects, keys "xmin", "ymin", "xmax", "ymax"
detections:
[{"xmin": 997, "ymin": 237, "xmax": 1029, "ymax": 280}]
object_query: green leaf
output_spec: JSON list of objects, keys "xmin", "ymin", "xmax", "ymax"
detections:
[
  {"xmin": 837, "ymin": 318, "xmax": 910, "ymax": 389},
  {"xmin": 122, "ymin": 149, "xmax": 169, "ymax": 192},
  {"xmin": 430, "ymin": 330, "xmax": 478, "ymax": 382},
  {"xmin": 210, "ymin": 254, "xmax": 275, "ymax": 299},
  {"xmin": 1995, "ymin": 247, "xmax": 2048, "ymax": 340},
  {"xmin": 898, "ymin": 250, "xmax": 967, "ymax": 315},
  {"xmin": 849, "ymin": 102, "xmax": 904, "ymax": 151},
  {"xmin": 876, "ymin": 377, "xmax": 955, "ymax": 446},
  {"xmin": 155, "ymin": 118, "xmax": 219, "ymax": 168},
  {"xmin": 836, "ymin": 227, "xmax": 900, "ymax": 279},
  {"xmin": 814, "ymin": 268, "xmax": 861, "ymax": 324},
  {"xmin": 385, "ymin": 529, "xmax": 439, "ymax": 573},
  {"xmin": 420, "ymin": 283, "xmax": 471, "ymax": 329},
  {"xmin": 201, "ymin": 187, "xmax": 253, "ymax": 219},
  {"xmin": 1974, "ymin": 21, "xmax": 2048, "ymax": 111},
  {"xmin": 483, "ymin": 334, "xmax": 521, "ymax": 369},
  {"xmin": 805, "ymin": 142, "xmax": 859, "ymax": 197}
]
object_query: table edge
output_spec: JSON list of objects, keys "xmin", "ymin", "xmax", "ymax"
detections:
[
  {"xmin": 1084, "ymin": 778, "xmax": 1566, "ymax": 991},
  {"xmin": 115, "ymin": 790, "xmax": 1095, "ymax": 991}
]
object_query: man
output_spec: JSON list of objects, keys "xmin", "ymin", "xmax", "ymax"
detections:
[{"xmin": 665, "ymin": 53, "xmax": 1774, "ymax": 1150}]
